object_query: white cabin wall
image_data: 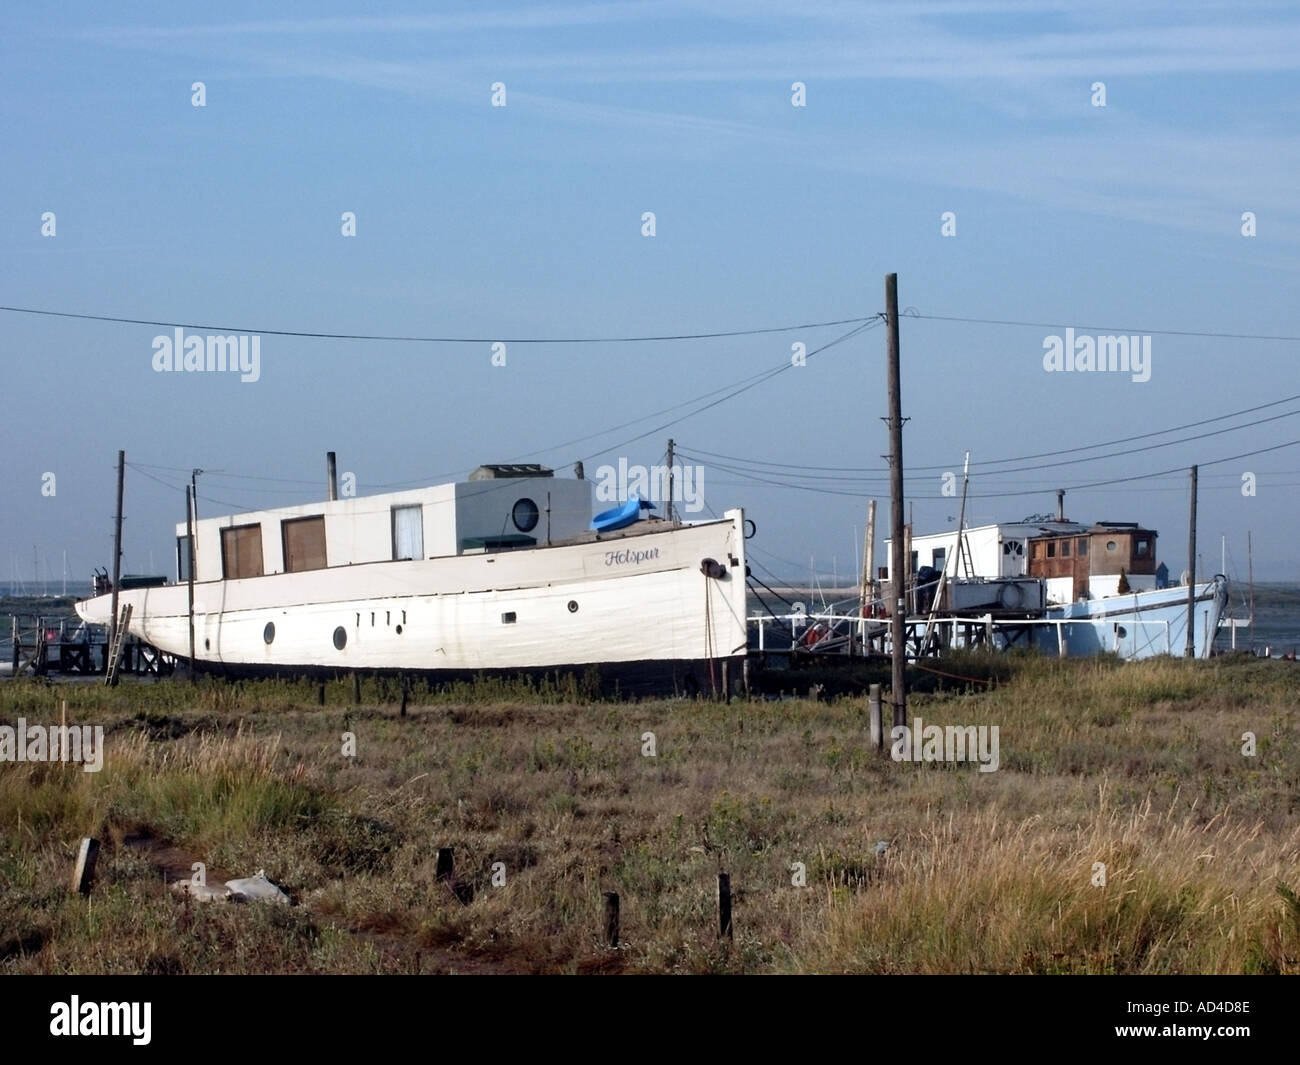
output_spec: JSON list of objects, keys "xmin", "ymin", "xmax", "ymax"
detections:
[{"xmin": 455, "ymin": 478, "xmax": 592, "ymax": 547}]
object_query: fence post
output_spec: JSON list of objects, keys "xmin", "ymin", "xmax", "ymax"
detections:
[
  {"xmin": 603, "ymin": 891, "xmax": 620, "ymax": 948},
  {"xmin": 717, "ymin": 873, "xmax": 733, "ymax": 941}
]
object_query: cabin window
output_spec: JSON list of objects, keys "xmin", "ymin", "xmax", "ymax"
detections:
[
  {"xmin": 1135, "ymin": 538, "xmax": 1151, "ymax": 559},
  {"xmin": 392, "ymin": 504, "xmax": 424, "ymax": 561},
  {"xmin": 1106, "ymin": 540, "xmax": 1118, "ymax": 552},
  {"xmin": 512, "ymin": 498, "xmax": 539, "ymax": 533},
  {"xmin": 1076, "ymin": 538, "xmax": 1088, "ymax": 555},
  {"xmin": 1061, "ymin": 539, "xmax": 1070, "ymax": 557},
  {"xmin": 221, "ymin": 524, "xmax": 264, "ymax": 579},
  {"xmin": 1002, "ymin": 541, "xmax": 1024, "ymax": 557},
  {"xmin": 283, "ymin": 516, "xmax": 327, "ymax": 573},
  {"xmin": 176, "ymin": 535, "xmax": 193, "ymax": 582},
  {"xmin": 1046, "ymin": 541, "xmax": 1056, "ymax": 558},
  {"xmin": 932, "ymin": 547, "xmax": 946, "ymax": 570}
]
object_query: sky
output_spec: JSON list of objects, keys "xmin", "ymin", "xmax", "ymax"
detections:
[{"xmin": 2, "ymin": 0, "xmax": 1298, "ymax": 591}]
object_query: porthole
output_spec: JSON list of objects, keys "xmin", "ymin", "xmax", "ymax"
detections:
[
  {"xmin": 1106, "ymin": 540, "xmax": 1118, "ymax": 552},
  {"xmin": 395, "ymin": 624, "xmax": 403, "ymax": 635},
  {"xmin": 333, "ymin": 626, "xmax": 347, "ymax": 650},
  {"xmin": 204, "ymin": 638, "xmax": 210, "ymax": 651},
  {"xmin": 567, "ymin": 600, "xmax": 579, "ymax": 613},
  {"xmin": 263, "ymin": 622, "xmax": 275, "ymax": 645},
  {"xmin": 512, "ymin": 498, "xmax": 539, "ymax": 533}
]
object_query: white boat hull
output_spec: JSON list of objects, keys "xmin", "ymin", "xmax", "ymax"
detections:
[
  {"xmin": 77, "ymin": 512, "xmax": 749, "ymax": 686},
  {"xmin": 1040, "ymin": 577, "xmax": 1229, "ymax": 659}
]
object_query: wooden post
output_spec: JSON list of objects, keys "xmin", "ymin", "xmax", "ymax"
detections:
[
  {"xmin": 9, "ymin": 616, "xmax": 18, "ymax": 678},
  {"xmin": 885, "ymin": 274, "xmax": 907, "ymax": 730},
  {"xmin": 603, "ymin": 891, "xmax": 620, "ymax": 948},
  {"xmin": 71, "ymin": 837, "xmax": 100, "ymax": 895},
  {"xmin": 107, "ymin": 450, "xmax": 125, "ymax": 677},
  {"xmin": 1185, "ymin": 465, "xmax": 1197, "ymax": 658},
  {"xmin": 436, "ymin": 847, "xmax": 454, "ymax": 882},
  {"xmin": 186, "ymin": 483, "xmax": 196, "ymax": 683},
  {"xmin": 862, "ymin": 499, "xmax": 876, "ymax": 616},
  {"xmin": 327, "ymin": 451, "xmax": 338, "ymax": 501},
  {"xmin": 400, "ymin": 674, "xmax": 409, "ymax": 717},
  {"xmin": 868, "ymin": 682, "xmax": 883, "ymax": 751},
  {"xmin": 352, "ymin": 670, "xmax": 361, "ymax": 704},
  {"xmin": 317, "ymin": 682, "xmax": 326, "ymax": 706},
  {"xmin": 721, "ymin": 658, "xmax": 731, "ymax": 704},
  {"xmin": 666, "ymin": 438, "xmax": 675, "ymax": 523},
  {"xmin": 717, "ymin": 872, "xmax": 733, "ymax": 940},
  {"xmin": 741, "ymin": 656, "xmax": 750, "ymax": 697},
  {"xmin": 1247, "ymin": 530, "xmax": 1255, "ymax": 650}
]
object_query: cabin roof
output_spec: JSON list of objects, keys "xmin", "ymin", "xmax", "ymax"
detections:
[{"xmin": 469, "ymin": 463, "xmax": 553, "ymax": 480}]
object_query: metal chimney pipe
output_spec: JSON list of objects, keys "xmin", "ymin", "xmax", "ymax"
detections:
[
  {"xmin": 1056, "ymin": 488, "xmax": 1064, "ymax": 521},
  {"xmin": 327, "ymin": 452, "xmax": 338, "ymax": 501}
]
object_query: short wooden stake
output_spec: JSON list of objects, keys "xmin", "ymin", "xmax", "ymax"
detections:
[
  {"xmin": 352, "ymin": 671, "xmax": 361, "ymax": 704},
  {"xmin": 436, "ymin": 847, "xmax": 454, "ymax": 882},
  {"xmin": 400, "ymin": 675, "xmax": 408, "ymax": 718},
  {"xmin": 317, "ymin": 682, "xmax": 326, "ymax": 706},
  {"xmin": 868, "ymin": 683, "xmax": 883, "ymax": 751},
  {"xmin": 603, "ymin": 891, "xmax": 620, "ymax": 948},
  {"xmin": 71, "ymin": 837, "xmax": 100, "ymax": 896},
  {"xmin": 717, "ymin": 872, "xmax": 733, "ymax": 941}
]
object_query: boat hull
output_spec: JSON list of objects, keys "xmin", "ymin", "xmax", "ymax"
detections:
[
  {"xmin": 1039, "ymin": 577, "xmax": 1229, "ymax": 659},
  {"xmin": 76, "ymin": 511, "xmax": 749, "ymax": 688}
]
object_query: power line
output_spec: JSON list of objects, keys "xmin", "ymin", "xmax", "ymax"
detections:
[
  {"xmin": 906, "ymin": 311, "xmax": 1300, "ymax": 343},
  {"xmin": 681, "ymin": 391, "xmax": 1300, "ymax": 474},
  {"xmin": 0, "ymin": 303, "xmax": 878, "ymax": 345}
]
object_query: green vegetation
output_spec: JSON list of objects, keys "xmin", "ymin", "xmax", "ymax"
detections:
[{"xmin": 1, "ymin": 655, "xmax": 1297, "ymax": 973}]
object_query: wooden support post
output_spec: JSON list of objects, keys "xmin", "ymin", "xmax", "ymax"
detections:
[
  {"xmin": 868, "ymin": 683, "xmax": 883, "ymax": 751},
  {"xmin": 186, "ymin": 483, "xmax": 196, "ymax": 683},
  {"xmin": 71, "ymin": 837, "xmax": 100, "ymax": 896},
  {"xmin": 1185, "ymin": 465, "xmax": 1198, "ymax": 658},
  {"xmin": 717, "ymin": 872, "xmax": 733, "ymax": 940},
  {"xmin": 10, "ymin": 616, "xmax": 19, "ymax": 678},
  {"xmin": 317, "ymin": 682, "xmax": 326, "ymax": 706},
  {"xmin": 436, "ymin": 847, "xmax": 454, "ymax": 882},
  {"xmin": 603, "ymin": 891, "xmax": 620, "ymax": 948},
  {"xmin": 741, "ymin": 656, "xmax": 750, "ymax": 697},
  {"xmin": 666, "ymin": 438, "xmax": 675, "ymax": 523},
  {"xmin": 352, "ymin": 670, "xmax": 361, "ymax": 704},
  {"xmin": 400, "ymin": 674, "xmax": 409, "ymax": 718},
  {"xmin": 108, "ymin": 450, "xmax": 125, "ymax": 679},
  {"xmin": 885, "ymin": 274, "xmax": 907, "ymax": 731},
  {"xmin": 721, "ymin": 658, "xmax": 731, "ymax": 704}
]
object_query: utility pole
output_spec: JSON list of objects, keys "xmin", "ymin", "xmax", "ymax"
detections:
[
  {"xmin": 885, "ymin": 274, "xmax": 907, "ymax": 729},
  {"xmin": 186, "ymin": 485, "xmax": 196, "ymax": 682},
  {"xmin": 1185, "ymin": 464, "xmax": 1197, "ymax": 657},
  {"xmin": 666, "ymin": 438, "xmax": 675, "ymax": 522},
  {"xmin": 108, "ymin": 450, "xmax": 125, "ymax": 673}
]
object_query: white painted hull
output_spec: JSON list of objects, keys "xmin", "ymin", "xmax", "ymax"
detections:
[
  {"xmin": 1041, "ymin": 577, "xmax": 1229, "ymax": 659},
  {"xmin": 76, "ymin": 512, "xmax": 749, "ymax": 677}
]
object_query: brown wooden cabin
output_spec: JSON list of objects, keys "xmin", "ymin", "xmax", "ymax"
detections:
[{"xmin": 1027, "ymin": 521, "xmax": 1157, "ymax": 601}]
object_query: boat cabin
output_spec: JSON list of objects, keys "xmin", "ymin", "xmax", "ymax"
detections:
[
  {"xmin": 176, "ymin": 466, "xmax": 594, "ymax": 583},
  {"xmin": 1027, "ymin": 521, "xmax": 1158, "ymax": 602},
  {"xmin": 887, "ymin": 518, "xmax": 1161, "ymax": 606}
]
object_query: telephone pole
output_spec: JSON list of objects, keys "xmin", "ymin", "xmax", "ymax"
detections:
[
  {"xmin": 885, "ymin": 274, "xmax": 907, "ymax": 728},
  {"xmin": 1185, "ymin": 464, "xmax": 1198, "ymax": 657},
  {"xmin": 108, "ymin": 450, "xmax": 125, "ymax": 673}
]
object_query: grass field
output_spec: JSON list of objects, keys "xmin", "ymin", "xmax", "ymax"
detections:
[{"xmin": 2, "ymin": 654, "xmax": 1298, "ymax": 974}]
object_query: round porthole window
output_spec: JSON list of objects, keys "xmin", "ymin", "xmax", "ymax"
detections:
[
  {"xmin": 568, "ymin": 600, "xmax": 579, "ymax": 613},
  {"xmin": 263, "ymin": 622, "xmax": 275, "ymax": 645},
  {"xmin": 333, "ymin": 626, "xmax": 347, "ymax": 650},
  {"xmin": 1106, "ymin": 540, "xmax": 1118, "ymax": 552},
  {"xmin": 395, "ymin": 624, "xmax": 403, "ymax": 635},
  {"xmin": 512, "ymin": 497, "xmax": 539, "ymax": 533}
]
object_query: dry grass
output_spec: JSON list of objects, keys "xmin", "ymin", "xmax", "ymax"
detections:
[{"xmin": 1, "ymin": 654, "xmax": 1298, "ymax": 973}]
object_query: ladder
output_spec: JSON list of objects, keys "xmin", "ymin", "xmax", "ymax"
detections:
[{"xmin": 103, "ymin": 603, "xmax": 133, "ymax": 687}]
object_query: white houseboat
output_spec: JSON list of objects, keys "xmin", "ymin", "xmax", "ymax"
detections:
[
  {"xmin": 75, "ymin": 464, "xmax": 750, "ymax": 692},
  {"xmin": 887, "ymin": 515, "xmax": 1228, "ymax": 659}
]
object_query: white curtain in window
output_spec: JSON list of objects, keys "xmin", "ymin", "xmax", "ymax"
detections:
[{"xmin": 392, "ymin": 505, "xmax": 424, "ymax": 560}]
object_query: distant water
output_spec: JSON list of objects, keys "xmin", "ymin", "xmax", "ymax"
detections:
[{"xmin": 1216, "ymin": 582, "xmax": 1300, "ymax": 655}]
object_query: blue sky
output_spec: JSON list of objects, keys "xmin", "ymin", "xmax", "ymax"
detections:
[{"xmin": 2, "ymin": 0, "xmax": 1298, "ymax": 589}]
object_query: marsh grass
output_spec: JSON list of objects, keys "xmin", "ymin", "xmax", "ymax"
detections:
[{"xmin": 1, "ymin": 655, "xmax": 1297, "ymax": 973}]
